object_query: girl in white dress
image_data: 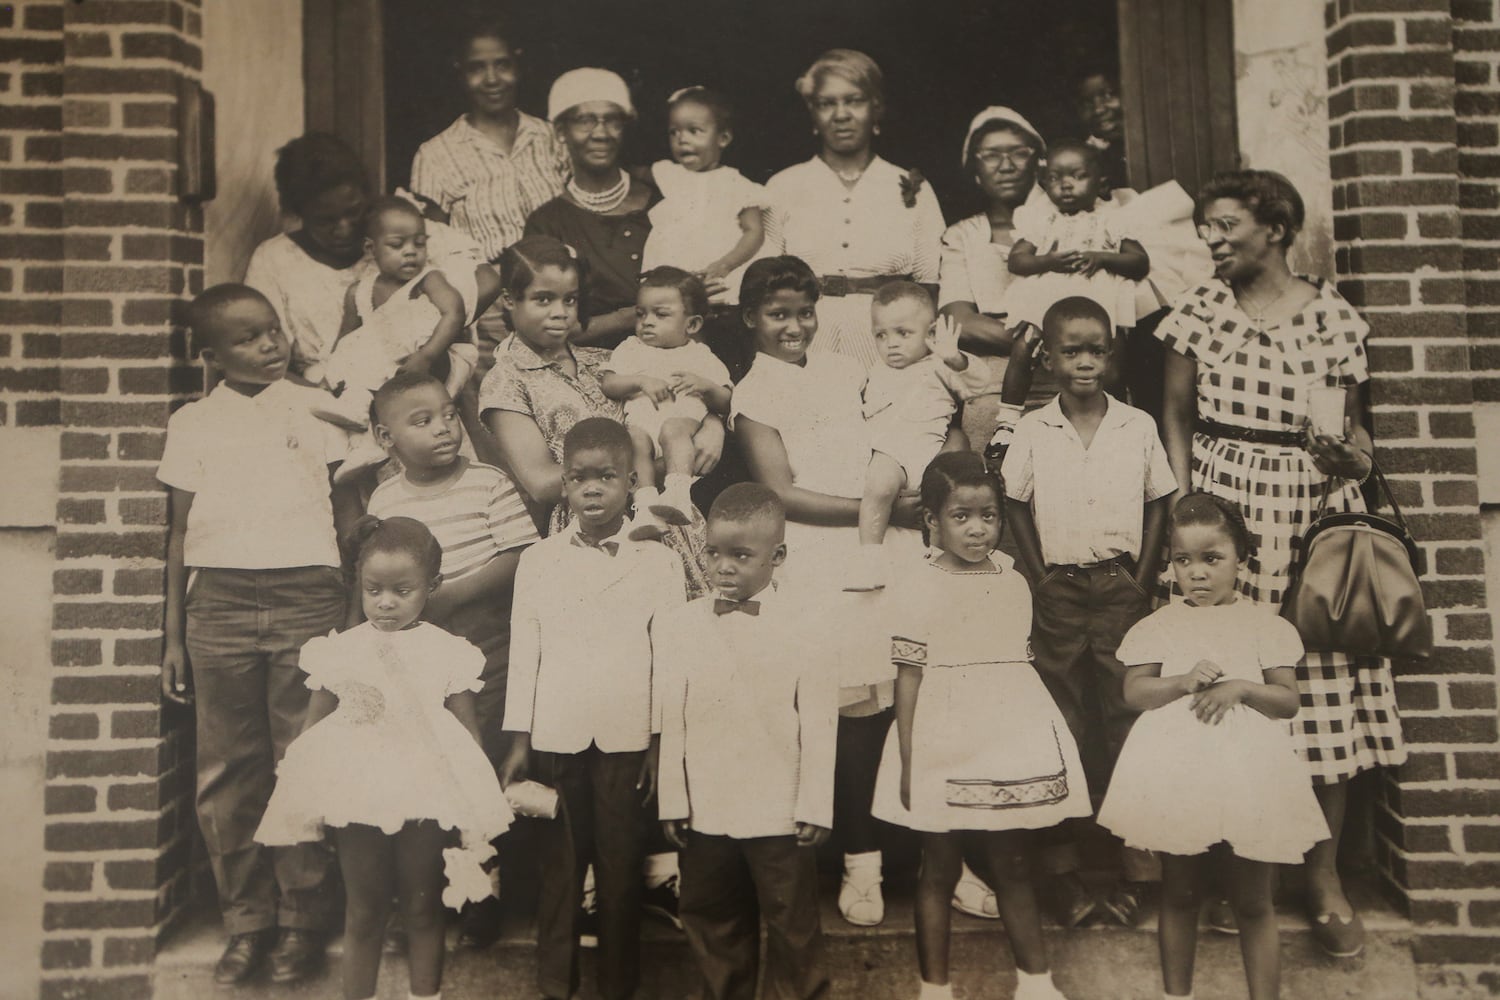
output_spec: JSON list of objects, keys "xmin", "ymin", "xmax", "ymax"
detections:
[
  {"xmin": 257, "ymin": 516, "xmax": 512, "ymax": 1000},
  {"xmin": 871, "ymin": 452, "xmax": 1086, "ymax": 1000},
  {"xmin": 641, "ymin": 87, "xmax": 767, "ymax": 305},
  {"xmin": 1098, "ymin": 493, "xmax": 1328, "ymax": 1000}
]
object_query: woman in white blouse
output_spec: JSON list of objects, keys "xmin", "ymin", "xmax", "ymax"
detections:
[{"xmin": 764, "ymin": 50, "xmax": 944, "ymax": 370}]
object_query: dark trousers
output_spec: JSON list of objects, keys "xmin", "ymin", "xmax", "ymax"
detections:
[
  {"xmin": 532, "ymin": 745, "xmax": 648, "ymax": 1000},
  {"xmin": 185, "ymin": 565, "xmax": 345, "ymax": 934},
  {"xmin": 680, "ymin": 834, "xmax": 827, "ymax": 1000},
  {"xmin": 1029, "ymin": 558, "xmax": 1156, "ymax": 881}
]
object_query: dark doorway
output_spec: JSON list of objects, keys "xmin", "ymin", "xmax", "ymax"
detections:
[{"xmin": 381, "ymin": 0, "xmax": 1120, "ymax": 222}]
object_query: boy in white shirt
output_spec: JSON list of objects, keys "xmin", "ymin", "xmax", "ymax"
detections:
[
  {"xmin": 657, "ymin": 483, "xmax": 836, "ymax": 1000},
  {"xmin": 158, "ymin": 285, "xmax": 358, "ymax": 986},
  {"xmin": 499, "ymin": 417, "xmax": 686, "ymax": 1000}
]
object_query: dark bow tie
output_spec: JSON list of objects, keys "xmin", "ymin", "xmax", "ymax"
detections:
[
  {"xmin": 713, "ymin": 598, "xmax": 760, "ymax": 617},
  {"xmin": 571, "ymin": 534, "xmax": 619, "ymax": 556}
]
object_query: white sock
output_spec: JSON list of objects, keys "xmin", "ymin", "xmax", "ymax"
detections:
[
  {"xmin": 643, "ymin": 850, "xmax": 678, "ymax": 888},
  {"xmin": 918, "ymin": 981, "xmax": 955, "ymax": 999},
  {"xmin": 1165, "ymin": 994, "xmax": 1193, "ymax": 1000},
  {"xmin": 844, "ymin": 850, "xmax": 882, "ymax": 873},
  {"xmin": 410, "ymin": 993, "xmax": 440, "ymax": 1000}
]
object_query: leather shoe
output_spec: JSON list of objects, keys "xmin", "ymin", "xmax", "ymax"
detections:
[
  {"xmin": 458, "ymin": 895, "xmax": 504, "ymax": 950},
  {"xmin": 1041, "ymin": 871, "xmax": 1097, "ymax": 929},
  {"xmin": 213, "ymin": 930, "xmax": 272, "ymax": 986},
  {"xmin": 268, "ymin": 928, "xmax": 325, "ymax": 985}
]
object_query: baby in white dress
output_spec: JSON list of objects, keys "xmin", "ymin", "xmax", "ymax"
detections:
[{"xmin": 641, "ymin": 87, "xmax": 767, "ymax": 305}]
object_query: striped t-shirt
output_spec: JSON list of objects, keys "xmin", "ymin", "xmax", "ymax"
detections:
[{"xmin": 367, "ymin": 458, "xmax": 538, "ymax": 581}]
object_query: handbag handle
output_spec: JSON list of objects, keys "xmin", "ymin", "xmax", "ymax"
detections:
[{"xmin": 1312, "ymin": 455, "xmax": 1412, "ymax": 536}]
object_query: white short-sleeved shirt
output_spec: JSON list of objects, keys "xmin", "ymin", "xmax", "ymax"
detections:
[
  {"xmin": 1001, "ymin": 394, "xmax": 1176, "ymax": 566},
  {"xmin": 730, "ymin": 351, "xmax": 869, "ymax": 500},
  {"xmin": 605, "ymin": 337, "xmax": 732, "ymax": 388},
  {"xmin": 642, "ymin": 161, "xmax": 768, "ymax": 305},
  {"xmin": 157, "ymin": 380, "xmax": 346, "ymax": 569}
]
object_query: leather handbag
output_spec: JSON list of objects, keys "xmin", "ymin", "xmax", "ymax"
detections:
[{"xmin": 1281, "ymin": 460, "xmax": 1433, "ymax": 661}]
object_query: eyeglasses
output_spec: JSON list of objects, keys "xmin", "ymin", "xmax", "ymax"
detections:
[
  {"xmin": 974, "ymin": 146, "xmax": 1037, "ymax": 168},
  {"xmin": 566, "ymin": 112, "xmax": 628, "ymax": 133},
  {"xmin": 1196, "ymin": 217, "xmax": 1240, "ymax": 240}
]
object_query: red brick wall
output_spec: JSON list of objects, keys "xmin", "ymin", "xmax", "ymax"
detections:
[
  {"xmin": 1326, "ymin": 0, "xmax": 1500, "ymax": 988},
  {"xmin": 1455, "ymin": 0, "xmax": 1500, "ymax": 401},
  {"xmin": 40, "ymin": 1, "xmax": 204, "ymax": 997},
  {"xmin": 0, "ymin": 0, "xmax": 65, "ymax": 428}
]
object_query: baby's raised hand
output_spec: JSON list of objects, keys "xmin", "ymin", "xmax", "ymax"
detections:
[
  {"xmin": 1190, "ymin": 679, "xmax": 1244, "ymax": 726},
  {"xmin": 636, "ymin": 375, "xmax": 675, "ymax": 406},
  {"xmin": 926, "ymin": 314, "xmax": 963, "ymax": 364},
  {"xmin": 1181, "ymin": 659, "xmax": 1223, "ymax": 694}
]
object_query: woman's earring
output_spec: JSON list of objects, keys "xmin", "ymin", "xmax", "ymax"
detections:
[{"xmin": 874, "ymin": 124, "xmax": 881, "ymax": 136}]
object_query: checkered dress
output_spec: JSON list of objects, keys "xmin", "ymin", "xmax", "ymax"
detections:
[{"xmin": 1154, "ymin": 279, "xmax": 1407, "ymax": 784}]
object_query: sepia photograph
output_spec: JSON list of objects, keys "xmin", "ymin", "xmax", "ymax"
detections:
[{"xmin": 1, "ymin": 0, "xmax": 1498, "ymax": 997}]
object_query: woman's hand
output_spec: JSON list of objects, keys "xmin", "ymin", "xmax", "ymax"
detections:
[
  {"xmin": 496, "ymin": 734, "xmax": 530, "ymax": 788},
  {"xmin": 1190, "ymin": 679, "xmax": 1245, "ymax": 726},
  {"xmin": 699, "ymin": 274, "xmax": 731, "ymax": 300},
  {"xmin": 795, "ymin": 822, "xmax": 831, "ymax": 847},
  {"xmin": 691, "ymin": 417, "xmax": 725, "ymax": 476},
  {"xmin": 397, "ymin": 351, "xmax": 436, "ymax": 378},
  {"xmin": 161, "ymin": 641, "xmax": 192, "ymax": 705},
  {"xmin": 662, "ymin": 819, "xmax": 691, "ymax": 850},
  {"xmin": 1304, "ymin": 417, "xmax": 1372, "ymax": 481},
  {"xmin": 891, "ymin": 491, "xmax": 924, "ymax": 529}
]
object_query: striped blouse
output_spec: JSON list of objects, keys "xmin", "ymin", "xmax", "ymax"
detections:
[{"xmin": 410, "ymin": 112, "xmax": 567, "ymax": 263}]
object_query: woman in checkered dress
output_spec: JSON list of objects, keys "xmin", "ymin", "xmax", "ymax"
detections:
[{"xmin": 1156, "ymin": 170, "xmax": 1406, "ymax": 959}]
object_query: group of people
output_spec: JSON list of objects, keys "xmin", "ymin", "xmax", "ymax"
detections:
[{"xmin": 159, "ymin": 18, "xmax": 1407, "ymax": 1000}]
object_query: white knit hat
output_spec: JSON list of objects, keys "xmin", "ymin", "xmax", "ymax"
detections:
[{"xmin": 547, "ymin": 67, "xmax": 634, "ymax": 122}]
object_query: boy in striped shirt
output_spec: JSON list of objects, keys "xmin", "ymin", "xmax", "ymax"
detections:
[{"xmin": 366, "ymin": 371, "xmax": 539, "ymax": 944}]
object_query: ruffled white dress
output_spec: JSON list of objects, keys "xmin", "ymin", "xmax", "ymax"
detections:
[
  {"xmin": 871, "ymin": 553, "xmax": 1092, "ymax": 832},
  {"xmin": 1098, "ymin": 601, "xmax": 1330, "ymax": 863},
  {"xmin": 257, "ymin": 622, "xmax": 513, "ymax": 906},
  {"xmin": 1004, "ymin": 199, "xmax": 1140, "ymax": 331},
  {"xmin": 642, "ymin": 160, "xmax": 768, "ymax": 304}
]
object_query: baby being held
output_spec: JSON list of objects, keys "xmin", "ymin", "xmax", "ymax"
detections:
[
  {"xmin": 314, "ymin": 197, "xmax": 481, "ymax": 468},
  {"xmin": 600, "ymin": 267, "xmax": 733, "ymax": 540},
  {"xmin": 847, "ymin": 281, "xmax": 991, "ymax": 591}
]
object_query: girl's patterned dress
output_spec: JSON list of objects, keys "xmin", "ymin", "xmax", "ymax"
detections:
[{"xmin": 1152, "ymin": 278, "xmax": 1407, "ymax": 784}]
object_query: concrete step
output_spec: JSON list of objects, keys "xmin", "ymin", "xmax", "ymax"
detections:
[{"xmin": 155, "ymin": 877, "xmax": 1417, "ymax": 999}]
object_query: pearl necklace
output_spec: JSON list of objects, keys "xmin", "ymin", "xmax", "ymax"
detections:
[{"xmin": 567, "ymin": 169, "xmax": 630, "ymax": 213}]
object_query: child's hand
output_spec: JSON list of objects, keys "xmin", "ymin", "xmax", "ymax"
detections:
[
  {"xmin": 1077, "ymin": 251, "xmax": 1106, "ymax": 277},
  {"xmin": 662, "ymin": 819, "xmax": 691, "ymax": 850},
  {"xmin": 635, "ymin": 375, "xmax": 675, "ymax": 407},
  {"xmin": 1190, "ymin": 679, "xmax": 1245, "ymax": 726},
  {"xmin": 1042, "ymin": 242, "xmax": 1085, "ymax": 274},
  {"xmin": 698, "ymin": 274, "xmax": 731, "ymax": 300},
  {"xmin": 637, "ymin": 738, "xmax": 660, "ymax": 805},
  {"xmin": 397, "ymin": 351, "xmax": 435, "ymax": 377},
  {"xmin": 161, "ymin": 641, "xmax": 192, "ymax": 705},
  {"xmin": 669, "ymin": 371, "xmax": 717, "ymax": 399},
  {"xmin": 496, "ymin": 735, "xmax": 530, "ymax": 788},
  {"xmin": 1180, "ymin": 659, "xmax": 1223, "ymax": 695},
  {"xmin": 926, "ymin": 314, "xmax": 963, "ymax": 366},
  {"xmin": 795, "ymin": 822, "xmax": 831, "ymax": 848}
]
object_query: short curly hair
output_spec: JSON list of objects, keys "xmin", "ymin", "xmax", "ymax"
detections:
[
  {"xmin": 1196, "ymin": 170, "xmax": 1305, "ymax": 249},
  {"xmin": 272, "ymin": 132, "xmax": 369, "ymax": 218},
  {"xmin": 794, "ymin": 49, "xmax": 884, "ymax": 118}
]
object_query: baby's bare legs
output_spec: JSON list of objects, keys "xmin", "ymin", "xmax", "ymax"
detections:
[
  {"xmin": 657, "ymin": 417, "xmax": 700, "ymax": 478},
  {"xmin": 859, "ymin": 451, "xmax": 908, "ymax": 547},
  {"xmin": 626, "ymin": 425, "xmax": 660, "ymax": 493}
]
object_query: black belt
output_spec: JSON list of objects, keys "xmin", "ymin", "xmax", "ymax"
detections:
[
  {"xmin": 819, "ymin": 273, "xmax": 912, "ymax": 297},
  {"xmin": 1197, "ymin": 417, "xmax": 1303, "ymax": 448}
]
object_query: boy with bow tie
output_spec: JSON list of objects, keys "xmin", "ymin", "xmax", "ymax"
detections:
[
  {"xmin": 655, "ymin": 483, "xmax": 838, "ymax": 1000},
  {"xmin": 500, "ymin": 417, "xmax": 686, "ymax": 1000}
]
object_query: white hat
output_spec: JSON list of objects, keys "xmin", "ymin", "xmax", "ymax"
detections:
[
  {"xmin": 548, "ymin": 67, "xmax": 634, "ymax": 122},
  {"xmin": 961, "ymin": 105, "xmax": 1044, "ymax": 167}
]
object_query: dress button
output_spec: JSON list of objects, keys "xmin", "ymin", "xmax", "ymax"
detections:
[
  {"xmin": 841, "ymin": 242, "xmax": 849, "ymax": 249},
  {"xmin": 1088, "ymin": 498, "xmax": 1096, "ymax": 505},
  {"xmin": 630, "ymin": 252, "xmax": 640, "ymax": 261},
  {"xmin": 623, "ymin": 229, "xmax": 632, "ymax": 237},
  {"xmin": 843, "ymin": 197, "xmax": 851, "ymax": 204}
]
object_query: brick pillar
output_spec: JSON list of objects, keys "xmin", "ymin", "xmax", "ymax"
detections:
[
  {"xmin": 1456, "ymin": 1, "xmax": 1500, "ymax": 399},
  {"xmin": 41, "ymin": 1, "xmax": 204, "ymax": 996},
  {"xmin": 0, "ymin": 0, "xmax": 64, "ymax": 427},
  {"xmin": 1326, "ymin": 0, "xmax": 1500, "ymax": 987}
]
